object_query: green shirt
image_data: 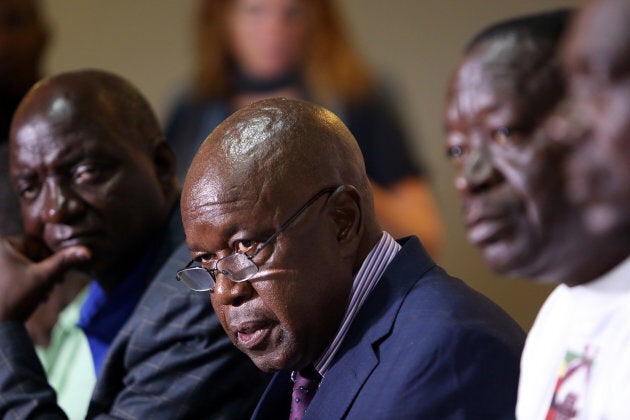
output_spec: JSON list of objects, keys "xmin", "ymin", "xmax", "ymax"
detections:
[{"xmin": 36, "ymin": 287, "xmax": 96, "ymax": 420}]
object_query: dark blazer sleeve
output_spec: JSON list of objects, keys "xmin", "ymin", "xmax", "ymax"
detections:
[
  {"xmin": 0, "ymin": 322, "xmax": 67, "ymax": 420},
  {"xmin": 89, "ymin": 242, "xmax": 270, "ymax": 419}
]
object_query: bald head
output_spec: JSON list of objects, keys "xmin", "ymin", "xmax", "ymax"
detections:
[
  {"xmin": 8, "ymin": 69, "xmax": 178, "ymax": 289},
  {"xmin": 184, "ymin": 98, "xmax": 375, "ymax": 226},
  {"xmin": 11, "ymin": 69, "xmax": 163, "ymax": 152}
]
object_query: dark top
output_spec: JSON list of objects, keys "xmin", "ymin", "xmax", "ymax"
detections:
[{"xmin": 165, "ymin": 88, "xmax": 425, "ymax": 187}]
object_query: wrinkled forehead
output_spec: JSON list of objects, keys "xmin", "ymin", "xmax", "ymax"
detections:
[
  {"xmin": 181, "ymin": 155, "xmax": 291, "ymax": 237},
  {"xmin": 183, "ymin": 138, "xmax": 267, "ymax": 217},
  {"xmin": 11, "ymin": 97, "xmax": 141, "ymax": 170},
  {"xmin": 447, "ymin": 50, "xmax": 522, "ymax": 124},
  {"xmin": 11, "ymin": 115, "xmax": 135, "ymax": 170},
  {"xmin": 452, "ymin": 38, "xmax": 532, "ymax": 98}
]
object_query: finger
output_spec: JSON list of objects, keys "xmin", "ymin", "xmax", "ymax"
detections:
[
  {"xmin": 6, "ymin": 235, "xmax": 48, "ymax": 260},
  {"xmin": 36, "ymin": 246, "xmax": 91, "ymax": 281}
]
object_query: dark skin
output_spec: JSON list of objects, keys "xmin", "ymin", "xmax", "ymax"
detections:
[
  {"xmin": 0, "ymin": 236, "xmax": 88, "ymax": 322},
  {"xmin": 445, "ymin": 39, "xmax": 623, "ymax": 285},
  {"xmin": 555, "ymin": 0, "xmax": 630, "ymax": 238},
  {"xmin": 0, "ymin": 70, "xmax": 178, "ymax": 323},
  {"xmin": 181, "ymin": 98, "xmax": 382, "ymax": 372}
]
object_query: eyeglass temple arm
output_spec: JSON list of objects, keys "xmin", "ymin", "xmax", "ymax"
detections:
[{"xmin": 249, "ymin": 186, "xmax": 341, "ymax": 259}]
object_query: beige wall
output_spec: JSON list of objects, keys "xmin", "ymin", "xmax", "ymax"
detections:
[{"xmin": 41, "ymin": 0, "xmax": 577, "ymax": 330}]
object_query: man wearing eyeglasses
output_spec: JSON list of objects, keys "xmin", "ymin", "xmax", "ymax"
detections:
[{"xmin": 179, "ymin": 97, "xmax": 526, "ymax": 418}]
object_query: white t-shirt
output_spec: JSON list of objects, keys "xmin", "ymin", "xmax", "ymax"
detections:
[{"xmin": 517, "ymin": 257, "xmax": 630, "ymax": 420}]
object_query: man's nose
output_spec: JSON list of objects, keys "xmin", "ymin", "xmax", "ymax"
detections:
[
  {"xmin": 454, "ymin": 145, "xmax": 503, "ymax": 195},
  {"xmin": 41, "ymin": 181, "xmax": 84, "ymax": 224},
  {"xmin": 211, "ymin": 273, "xmax": 254, "ymax": 307}
]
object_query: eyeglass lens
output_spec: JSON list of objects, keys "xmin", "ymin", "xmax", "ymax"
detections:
[
  {"xmin": 218, "ymin": 253, "xmax": 259, "ymax": 281},
  {"xmin": 177, "ymin": 266, "xmax": 215, "ymax": 292},
  {"xmin": 177, "ymin": 252, "xmax": 260, "ymax": 291},
  {"xmin": 177, "ymin": 185, "xmax": 341, "ymax": 292}
]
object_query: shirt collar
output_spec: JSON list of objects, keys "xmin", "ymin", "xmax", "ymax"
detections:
[{"xmin": 313, "ymin": 231, "xmax": 401, "ymax": 377}]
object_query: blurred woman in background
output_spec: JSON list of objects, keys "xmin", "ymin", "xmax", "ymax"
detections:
[{"xmin": 166, "ymin": 0, "xmax": 444, "ymax": 257}]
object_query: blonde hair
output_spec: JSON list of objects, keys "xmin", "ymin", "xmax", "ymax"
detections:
[{"xmin": 194, "ymin": 0, "xmax": 374, "ymax": 104}]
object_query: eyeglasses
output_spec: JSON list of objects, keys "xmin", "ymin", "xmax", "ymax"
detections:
[{"xmin": 176, "ymin": 186, "xmax": 339, "ymax": 292}]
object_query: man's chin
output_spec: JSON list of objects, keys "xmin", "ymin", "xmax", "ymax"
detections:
[
  {"xmin": 248, "ymin": 346, "xmax": 303, "ymax": 373},
  {"xmin": 249, "ymin": 353, "xmax": 288, "ymax": 373}
]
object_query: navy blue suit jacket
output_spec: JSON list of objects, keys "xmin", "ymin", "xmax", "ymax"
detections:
[{"xmin": 252, "ymin": 237, "xmax": 525, "ymax": 419}]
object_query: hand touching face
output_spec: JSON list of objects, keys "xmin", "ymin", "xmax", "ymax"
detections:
[{"xmin": 0, "ymin": 236, "xmax": 89, "ymax": 322}]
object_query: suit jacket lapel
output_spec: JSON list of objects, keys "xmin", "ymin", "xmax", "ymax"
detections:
[{"xmin": 306, "ymin": 237, "xmax": 434, "ymax": 419}]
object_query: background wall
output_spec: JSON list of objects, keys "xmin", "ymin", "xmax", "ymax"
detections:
[{"xmin": 41, "ymin": 0, "xmax": 577, "ymax": 330}]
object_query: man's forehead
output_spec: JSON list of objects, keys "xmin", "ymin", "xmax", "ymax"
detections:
[
  {"xmin": 448, "ymin": 57, "xmax": 521, "ymax": 121},
  {"xmin": 15, "ymin": 108, "xmax": 116, "ymax": 145},
  {"xmin": 11, "ymin": 110, "xmax": 136, "ymax": 168},
  {"xmin": 455, "ymin": 44, "xmax": 527, "ymax": 97},
  {"xmin": 18, "ymin": 87, "xmax": 85, "ymax": 128},
  {"xmin": 182, "ymin": 180, "xmax": 276, "ymax": 238},
  {"xmin": 13, "ymin": 125, "xmax": 119, "ymax": 163}
]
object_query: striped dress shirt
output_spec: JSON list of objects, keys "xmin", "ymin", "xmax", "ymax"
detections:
[{"xmin": 313, "ymin": 231, "xmax": 401, "ymax": 377}]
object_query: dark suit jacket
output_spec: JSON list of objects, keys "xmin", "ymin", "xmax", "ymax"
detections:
[
  {"xmin": 252, "ymin": 237, "xmax": 525, "ymax": 420},
  {"xmin": 0, "ymin": 211, "xmax": 268, "ymax": 419}
]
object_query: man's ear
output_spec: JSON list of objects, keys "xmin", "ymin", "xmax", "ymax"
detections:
[
  {"xmin": 151, "ymin": 138, "xmax": 178, "ymax": 197},
  {"xmin": 328, "ymin": 185, "xmax": 362, "ymax": 257}
]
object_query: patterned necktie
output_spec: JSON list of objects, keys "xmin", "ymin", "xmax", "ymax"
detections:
[{"xmin": 290, "ymin": 365, "xmax": 322, "ymax": 420}]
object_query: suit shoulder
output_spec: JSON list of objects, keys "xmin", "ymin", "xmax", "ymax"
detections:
[{"xmin": 393, "ymin": 265, "xmax": 525, "ymax": 351}]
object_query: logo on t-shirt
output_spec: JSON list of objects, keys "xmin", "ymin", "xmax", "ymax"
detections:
[{"xmin": 546, "ymin": 346, "xmax": 597, "ymax": 420}]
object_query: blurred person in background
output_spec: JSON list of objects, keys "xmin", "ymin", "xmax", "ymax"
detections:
[
  {"xmin": 0, "ymin": 0, "xmax": 89, "ymax": 392},
  {"xmin": 445, "ymin": 10, "xmax": 630, "ymax": 417},
  {"xmin": 444, "ymin": 9, "xmax": 620, "ymax": 286},
  {"xmin": 0, "ymin": 0, "xmax": 47, "ymax": 234},
  {"xmin": 516, "ymin": 0, "xmax": 630, "ymax": 417},
  {"xmin": 165, "ymin": 0, "xmax": 444, "ymax": 258}
]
